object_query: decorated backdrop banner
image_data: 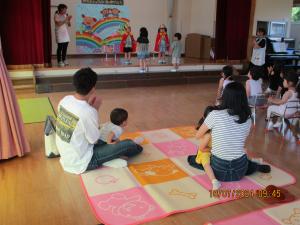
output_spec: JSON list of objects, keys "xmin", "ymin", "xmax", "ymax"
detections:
[{"xmin": 76, "ymin": 4, "xmax": 130, "ymax": 54}]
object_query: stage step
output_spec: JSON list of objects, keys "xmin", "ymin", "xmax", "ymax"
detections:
[
  {"xmin": 11, "ymin": 77, "xmax": 35, "ymax": 91},
  {"xmin": 35, "ymin": 70, "xmax": 247, "ymax": 93}
]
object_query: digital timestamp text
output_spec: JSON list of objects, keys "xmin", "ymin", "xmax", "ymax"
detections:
[{"xmin": 209, "ymin": 189, "xmax": 281, "ymax": 199}]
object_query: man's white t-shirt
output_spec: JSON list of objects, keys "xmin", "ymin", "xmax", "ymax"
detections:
[
  {"xmin": 56, "ymin": 95, "xmax": 100, "ymax": 174},
  {"xmin": 54, "ymin": 13, "xmax": 70, "ymax": 43},
  {"xmin": 99, "ymin": 122, "xmax": 123, "ymax": 142}
]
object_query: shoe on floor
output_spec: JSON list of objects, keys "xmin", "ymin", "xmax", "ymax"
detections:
[
  {"xmin": 170, "ymin": 69, "xmax": 177, "ymax": 72},
  {"xmin": 102, "ymin": 158, "xmax": 127, "ymax": 168},
  {"xmin": 251, "ymin": 158, "xmax": 264, "ymax": 164},
  {"xmin": 58, "ymin": 62, "xmax": 65, "ymax": 67},
  {"xmin": 63, "ymin": 61, "xmax": 69, "ymax": 66},
  {"xmin": 139, "ymin": 69, "xmax": 145, "ymax": 73},
  {"xmin": 257, "ymin": 164, "xmax": 271, "ymax": 173}
]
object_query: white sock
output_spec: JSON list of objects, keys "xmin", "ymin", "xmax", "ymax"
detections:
[
  {"xmin": 133, "ymin": 136, "xmax": 144, "ymax": 145},
  {"xmin": 212, "ymin": 179, "xmax": 221, "ymax": 190}
]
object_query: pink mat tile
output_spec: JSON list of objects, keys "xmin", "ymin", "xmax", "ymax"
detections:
[
  {"xmin": 210, "ymin": 211, "xmax": 280, "ymax": 225},
  {"xmin": 90, "ymin": 187, "xmax": 165, "ymax": 225},
  {"xmin": 154, "ymin": 139, "xmax": 198, "ymax": 157}
]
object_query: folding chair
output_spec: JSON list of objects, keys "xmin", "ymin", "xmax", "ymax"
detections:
[
  {"xmin": 266, "ymin": 100, "xmax": 300, "ymax": 139},
  {"xmin": 249, "ymin": 93, "xmax": 267, "ymax": 126}
]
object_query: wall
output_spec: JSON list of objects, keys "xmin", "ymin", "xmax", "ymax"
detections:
[
  {"xmin": 253, "ymin": 0, "xmax": 293, "ymax": 36},
  {"xmin": 290, "ymin": 22, "xmax": 300, "ymax": 49},
  {"xmin": 51, "ymin": 0, "xmax": 168, "ymax": 55},
  {"xmin": 189, "ymin": 0, "xmax": 216, "ymax": 37}
]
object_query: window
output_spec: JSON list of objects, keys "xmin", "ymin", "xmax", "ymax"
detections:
[{"xmin": 292, "ymin": 7, "xmax": 300, "ymax": 22}]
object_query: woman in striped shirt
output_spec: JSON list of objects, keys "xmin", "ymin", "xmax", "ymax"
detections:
[{"xmin": 188, "ymin": 82, "xmax": 271, "ymax": 181}]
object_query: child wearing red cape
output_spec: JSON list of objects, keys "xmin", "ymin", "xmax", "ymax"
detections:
[
  {"xmin": 154, "ymin": 24, "xmax": 170, "ymax": 64},
  {"xmin": 120, "ymin": 26, "xmax": 136, "ymax": 64}
]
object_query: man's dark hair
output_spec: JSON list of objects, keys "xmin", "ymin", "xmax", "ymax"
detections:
[
  {"xmin": 110, "ymin": 108, "xmax": 128, "ymax": 126},
  {"xmin": 174, "ymin": 33, "xmax": 182, "ymax": 40},
  {"xmin": 73, "ymin": 67, "xmax": 97, "ymax": 95},
  {"xmin": 249, "ymin": 66, "xmax": 263, "ymax": 80},
  {"xmin": 222, "ymin": 65, "xmax": 233, "ymax": 78},
  {"xmin": 258, "ymin": 28, "xmax": 266, "ymax": 35}
]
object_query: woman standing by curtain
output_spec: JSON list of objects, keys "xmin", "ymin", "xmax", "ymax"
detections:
[
  {"xmin": 54, "ymin": 4, "xmax": 72, "ymax": 67},
  {"xmin": 0, "ymin": 38, "xmax": 30, "ymax": 159}
]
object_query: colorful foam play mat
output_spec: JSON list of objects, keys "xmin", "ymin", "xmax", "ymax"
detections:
[
  {"xmin": 18, "ymin": 97, "xmax": 56, "ymax": 124},
  {"xmin": 80, "ymin": 126, "xmax": 296, "ymax": 225},
  {"xmin": 206, "ymin": 199, "xmax": 300, "ymax": 225}
]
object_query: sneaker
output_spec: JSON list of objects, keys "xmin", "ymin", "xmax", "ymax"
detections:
[
  {"xmin": 63, "ymin": 61, "xmax": 69, "ymax": 66},
  {"xmin": 133, "ymin": 136, "xmax": 145, "ymax": 145},
  {"xmin": 158, "ymin": 60, "xmax": 163, "ymax": 64},
  {"xmin": 212, "ymin": 179, "xmax": 221, "ymax": 190},
  {"xmin": 251, "ymin": 158, "xmax": 264, "ymax": 164},
  {"xmin": 170, "ymin": 69, "xmax": 177, "ymax": 72},
  {"xmin": 102, "ymin": 158, "xmax": 127, "ymax": 168},
  {"xmin": 139, "ymin": 69, "xmax": 145, "ymax": 73},
  {"xmin": 257, "ymin": 164, "xmax": 271, "ymax": 173},
  {"xmin": 127, "ymin": 61, "xmax": 132, "ymax": 65},
  {"xmin": 58, "ymin": 61, "xmax": 65, "ymax": 67}
]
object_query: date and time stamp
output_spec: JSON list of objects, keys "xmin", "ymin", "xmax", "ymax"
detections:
[{"xmin": 209, "ymin": 189, "xmax": 281, "ymax": 199}]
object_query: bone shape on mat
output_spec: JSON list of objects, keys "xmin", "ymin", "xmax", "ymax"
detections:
[{"xmin": 169, "ymin": 188, "xmax": 197, "ymax": 199}]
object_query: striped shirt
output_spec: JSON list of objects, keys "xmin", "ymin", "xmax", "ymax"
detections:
[{"xmin": 204, "ymin": 109, "xmax": 251, "ymax": 160}]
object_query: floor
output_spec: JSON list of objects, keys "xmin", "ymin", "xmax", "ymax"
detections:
[
  {"xmin": 1, "ymin": 83, "xmax": 299, "ymax": 225},
  {"xmin": 49, "ymin": 56, "xmax": 239, "ymax": 70}
]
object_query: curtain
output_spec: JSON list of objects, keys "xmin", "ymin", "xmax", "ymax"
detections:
[
  {"xmin": 0, "ymin": 39, "xmax": 30, "ymax": 159},
  {"xmin": 0, "ymin": 0, "xmax": 49, "ymax": 65},
  {"xmin": 42, "ymin": 0, "xmax": 52, "ymax": 66},
  {"xmin": 215, "ymin": 0, "xmax": 252, "ymax": 60}
]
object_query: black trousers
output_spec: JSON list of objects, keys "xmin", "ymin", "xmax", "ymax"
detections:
[{"xmin": 57, "ymin": 42, "xmax": 69, "ymax": 63}]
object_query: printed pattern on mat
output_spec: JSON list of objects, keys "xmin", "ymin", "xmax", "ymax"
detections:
[
  {"xmin": 264, "ymin": 200, "xmax": 300, "ymax": 225},
  {"xmin": 80, "ymin": 127, "xmax": 296, "ymax": 225},
  {"xmin": 144, "ymin": 177, "xmax": 218, "ymax": 213},
  {"xmin": 90, "ymin": 187, "xmax": 165, "ymax": 225},
  {"xmin": 247, "ymin": 165, "xmax": 295, "ymax": 187},
  {"xmin": 129, "ymin": 159, "xmax": 188, "ymax": 185},
  {"xmin": 81, "ymin": 167, "xmax": 138, "ymax": 196}
]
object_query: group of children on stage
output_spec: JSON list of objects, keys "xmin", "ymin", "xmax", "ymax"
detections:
[{"xmin": 120, "ymin": 24, "xmax": 182, "ymax": 73}]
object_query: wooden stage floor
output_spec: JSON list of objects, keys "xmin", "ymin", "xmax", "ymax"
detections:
[{"xmin": 1, "ymin": 83, "xmax": 299, "ymax": 225}]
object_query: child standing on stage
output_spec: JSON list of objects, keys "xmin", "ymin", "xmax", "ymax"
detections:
[
  {"xmin": 154, "ymin": 24, "xmax": 170, "ymax": 64},
  {"xmin": 170, "ymin": 33, "xmax": 182, "ymax": 72},
  {"xmin": 120, "ymin": 26, "xmax": 136, "ymax": 65},
  {"xmin": 137, "ymin": 27, "xmax": 150, "ymax": 73}
]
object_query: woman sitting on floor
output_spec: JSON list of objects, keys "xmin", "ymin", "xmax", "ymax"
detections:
[{"xmin": 188, "ymin": 82, "xmax": 271, "ymax": 181}]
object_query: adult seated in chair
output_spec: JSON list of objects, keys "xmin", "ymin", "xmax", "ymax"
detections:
[
  {"xmin": 55, "ymin": 68, "xmax": 143, "ymax": 174},
  {"xmin": 188, "ymin": 82, "xmax": 270, "ymax": 181}
]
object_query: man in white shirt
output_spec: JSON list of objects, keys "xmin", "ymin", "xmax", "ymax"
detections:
[{"xmin": 56, "ymin": 68, "xmax": 143, "ymax": 174}]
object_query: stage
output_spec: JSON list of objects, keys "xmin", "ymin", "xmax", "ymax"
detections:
[{"xmin": 11, "ymin": 56, "xmax": 245, "ymax": 93}]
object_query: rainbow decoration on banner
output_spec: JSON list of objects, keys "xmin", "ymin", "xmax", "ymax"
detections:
[{"xmin": 76, "ymin": 4, "xmax": 130, "ymax": 54}]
